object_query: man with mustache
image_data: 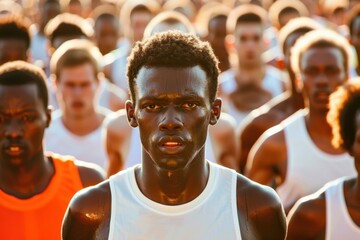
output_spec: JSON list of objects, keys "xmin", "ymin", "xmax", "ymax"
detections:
[
  {"xmin": 247, "ymin": 29, "xmax": 357, "ymax": 213},
  {"xmin": 62, "ymin": 31, "xmax": 286, "ymax": 240}
]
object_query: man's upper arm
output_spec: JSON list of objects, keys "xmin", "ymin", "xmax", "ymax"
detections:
[
  {"xmin": 286, "ymin": 194, "xmax": 326, "ymax": 240},
  {"xmin": 237, "ymin": 176, "xmax": 286, "ymax": 240},
  {"xmin": 246, "ymin": 126, "xmax": 286, "ymax": 188},
  {"xmin": 62, "ymin": 182, "xmax": 111, "ymax": 240}
]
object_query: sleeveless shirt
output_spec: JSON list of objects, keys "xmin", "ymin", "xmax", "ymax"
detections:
[
  {"xmin": 0, "ymin": 153, "xmax": 83, "ymax": 240},
  {"xmin": 45, "ymin": 110, "xmax": 108, "ymax": 170},
  {"xmin": 124, "ymin": 127, "xmax": 216, "ymax": 169},
  {"xmin": 108, "ymin": 161, "xmax": 241, "ymax": 240},
  {"xmin": 325, "ymin": 177, "xmax": 360, "ymax": 240},
  {"xmin": 277, "ymin": 109, "xmax": 356, "ymax": 209}
]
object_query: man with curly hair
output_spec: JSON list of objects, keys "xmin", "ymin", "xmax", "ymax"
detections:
[
  {"xmin": 287, "ymin": 80, "xmax": 360, "ymax": 239},
  {"xmin": 62, "ymin": 31, "xmax": 286, "ymax": 240}
]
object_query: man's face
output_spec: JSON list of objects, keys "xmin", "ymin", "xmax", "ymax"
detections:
[
  {"xmin": 0, "ymin": 39, "xmax": 27, "ymax": 66},
  {"xmin": 234, "ymin": 23, "xmax": 264, "ymax": 66},
  {"xmin": 95, "ymin": 17, "xmax": 119, "ymax": 55},
  {"xmin": 56, "ymin": 63, "xmax": 98, "ymax": 118},
  {"xmin": 130, "ymin": 10, "xmax": 153, "ymax": 42},
  {"xmin": 208, "ymin": 17, "xmax": 228, "ymax": 60},
  {"xmin": 0, "ymin": 84, "xmax": 50, "ymax": 167},
  {"xmin": 299, "ymin": 47, "xmax": 346, "ymax": 112},
  {"xmin": 127, "ymin": 66, "xmax": 220, "ymax": 171}
]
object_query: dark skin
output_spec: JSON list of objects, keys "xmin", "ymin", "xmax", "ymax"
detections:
[
  {"xmin": 350, "ymin": 16, "xmax": 360, "ymax": 76},
  {"xmin": 237, "ymin": 31, "xmax": 308, "ymax": 173},
  {"xmin": 94, "ymin": 16, "xmax": 119, "ymax": 56},
  {"xmin": 0, "ymin": 84, "xmax": 104, "ymax": 200},
  {"xmin": 247, "ymin": 47, "xmax": 348, "ymax": 212},
  {"xmin": 287, "ymin": 111, "xmax": 360, "ymax": 239},
  {"xmin": 62, "ymin": 66, "xmax": 286, "ymax": 239}
]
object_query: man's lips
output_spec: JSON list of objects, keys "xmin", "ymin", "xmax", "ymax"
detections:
[
  {"xmin": 3, "ymin": 144, "xmax": 25, "ymax": 156},
  {"xmin": 158, "ymin": 137, "xmax": 186, "ymax": 154}
]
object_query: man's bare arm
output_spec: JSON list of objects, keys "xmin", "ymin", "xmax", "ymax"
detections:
[
  {"xmin": 62, "ymin": 182, "xmax": 111, "ymax": 240},
  {"xmin": 246, "ymin": 125, "xmax": 287, "ymax": 188},
  {"xmin": 286, "ymin": 193, "xmax": 326, "ymax": 240}
]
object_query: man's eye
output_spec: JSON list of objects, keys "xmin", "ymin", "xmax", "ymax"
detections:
[
  {"xmin": 182, "ymin": 103, "xmax": 197, "ymax": 109},
  {"xmin": 22, "ymin": 114, "xmax": 35, "ymax": 122},
  {"xmin": 145, "ymin": 104, "xmax": 161, "ymax": 110}
]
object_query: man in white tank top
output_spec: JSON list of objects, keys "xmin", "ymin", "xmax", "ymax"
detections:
[
  {"xmin": 45, "ymin": 39, "xmax": 113, "ymax": 170},
  {"xmin": 62, "ymin": 31, "xmax": 286, "ymax": 240},
  {"xmin": 218, "ymin": 4, "xmax": 286, "ymax": 127},
  {"xmin": 247, "ymin": 29, "xmax": 357, "ymax": 213},
  {"xmin": 287, "ymin": 81, "xmax": 360, "ymax": 239}
]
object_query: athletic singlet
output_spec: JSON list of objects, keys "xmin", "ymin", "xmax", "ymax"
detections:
[
  {"xmin": 124, "ymin": 127, "xmax": 216, "ymax": 169},
  {"xmin": 108, "ymin": 161, "xmax": 241, "ymax": 240},
  {"xmin": 44, "ymin": 110, "xmax": 108, "ymax": 170},
  {"xmin": 0, "ymin": 153, "xmax": 83, "ymax": 240},
  {"xmin": 277, "ymin": 109, "xmax": 356, "ymax": 209},
  {"xmin": 325, "ymin": 177, "xmax": 360, "ymax": 240}
]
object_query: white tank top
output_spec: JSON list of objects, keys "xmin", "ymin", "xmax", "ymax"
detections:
[
  {"xmin": 108, "ymin": 161, "xmax": 241, "ymax": 240},
  {"xmin": 277, "ymin": 109, "xmax": 356, "ymax": 209},
  {"xmin": 325, "ymin": 177, "xmax": 360, "ymax": 240},
  {"xmin": 124, "ymin": 127, "xmax": 216, "ymax": 169},
  {"xmin": 44, "ymin": 110, "xmax": 108, "ymax": 170}
]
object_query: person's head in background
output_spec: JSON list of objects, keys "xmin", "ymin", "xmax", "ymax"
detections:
[
  {"xmin": 162, "ymin": 0, "xmax": 197, "ymax": 22},
  {"xmin": 319, "ymin": 0, "xmax": 348, "ymax": 27},
  {"xmin": 290, "ymin": 29, "xmax": 351, "ymax": 112},
  {"xmin": 347, "ymin": 4, "xmax": 360, "ymax": 75},
  {"xmin": 226, "ymin": 4, "xmax": 267, "ymax": 68},
  {"xmin": 120, "ymin": 1, "xmax": 160, "ymax": 45},
  {"xmin": 278, "ymin": 17, "xmax": 321, "ymax": 82},
  {"xmin": 0, "ymin": 14, "xmax": 31, "ymax": 66},
  {"xmin": 50, "ymin": 39, "xmax": 102, "ymax": 118},
  {"xmin": 268, "ymin": 0, "xmax": 309, "ymax": 30},
  {"xmin": 92, "ymin": 4, "xmax": 120, "ymax": 55},
  {"xmin": 44, "ymin": 12, "xmax": 93, "ymax": 52},
  {"xmin": 198, "ymin": 3, "xmax": 230, "ymax": 72},
  {"xmin": 0, "ymin": 1, "xmax": 22, "ymax": 16},
  {"xmin": 37, "ymin": 0, "xmax": 61, "ymax": 35},
  {"xmin": 327, "ymin": 80, "xmax": 360, "ymax": 157},
  {"xmin": 143, "ymin": 10, "xmax": 195, "ymax": 39},
  {"xmin": 60, "ymin": 0, "xmax": 83, "ymax": 17}
]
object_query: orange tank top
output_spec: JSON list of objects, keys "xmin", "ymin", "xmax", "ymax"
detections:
[{"xmin": 0, "ymin": 153, "xmax": 83, "ymax": 240}]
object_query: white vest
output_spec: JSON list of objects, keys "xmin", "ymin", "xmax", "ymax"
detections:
[
  {"xmin": 108, "ymin": 162, "xmax": 241, "ymax": 240},
  {"xmin": 277, "ymin": 109, "xmax": 356, "ymax": 209},
  {"xmin": 44, "ymin": 110, "xmax": 108, "ymax": 169},
  {"xmin": 325, "ymin": 177, "xmax": 360, "ymax": 240},
  {"xmin": 124, "ymin": 127, "xmax": 216, "ymax": 169}
]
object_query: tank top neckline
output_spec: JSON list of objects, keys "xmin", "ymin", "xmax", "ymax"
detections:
[
  {"xmin": 0, "ymin": 156, "xmax": 63, "ymax": 211},
  {"xmin": 127, "ymin": 161, "xmax": 218, "ymax": 216}
]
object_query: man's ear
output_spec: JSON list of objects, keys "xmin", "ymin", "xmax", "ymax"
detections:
[
  {"xmin": 210, "ymin": 98, "xmax": 222, "ymax": 125},
  {"xmin": 125, "ymin": 100, "xmax": 138, "ymax": 127}
]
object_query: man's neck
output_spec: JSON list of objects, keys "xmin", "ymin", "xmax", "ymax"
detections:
[
  {"xmin": 0, "ymin": 151, "xmax": 54, "ymax": 199},
  {"xmin": 136, "ymin": 153, "xmax": 209, "ymax": 205},
  {"xmin": 62, "ymin": 109, "xmax": 104, "ymax": 136},
  {"xmin": 305, "ymin": 109, "xmax": 345, "ymax": 154}
]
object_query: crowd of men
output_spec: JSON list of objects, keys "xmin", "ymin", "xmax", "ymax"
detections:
[{"xmin": 0, "ymin": 0, "xmax": 359, "ymax": 239}]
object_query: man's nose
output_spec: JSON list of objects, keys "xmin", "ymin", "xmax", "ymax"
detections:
[
  {"xmin": 5, "ymin": 119, "xmax": 23, "ymax": 139},
  {"xmin": 159, "ymin": 107, "xmax": 183, "ymax": 131}
]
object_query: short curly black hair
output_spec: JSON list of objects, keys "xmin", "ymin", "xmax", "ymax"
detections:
[
  {"xmin": 126, "ymin": 31, "xmax": 219, "ymax": 103},
  {"xmin": 0, "ymin": 14, "xmax": 30, "ymax": 49},
  {"xmin": 327, "ymin": 80, "xmax": 360, "ymax": 153},
  {"xmin": 0, "ymin": 61, "xmax": 48, "ymax": 109}
]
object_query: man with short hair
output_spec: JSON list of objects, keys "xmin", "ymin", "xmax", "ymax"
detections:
[
  {"xmin": 0, "ymin": 61, "xmax": 104, "ymax": 240},
  {"xmin": 247, "ymin": 29, "xmax": 357, "ymax": 212},
  {"xmin": 62, "ymin": 31, "xmax": 286, "ymax": 240},
  {"xmin": 287, "ymin": 80, "xmax": 360, "ymax": 239},
  {"xmin": 219, "ymin": 4, "xmax": 285, "ymax": 126},
  {"xmin": 45, "ymin": 39, "xmax": 112, "ymax": 170}
]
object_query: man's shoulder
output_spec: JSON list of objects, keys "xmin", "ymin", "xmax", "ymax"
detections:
[
  {"xmin": 236, "ymin": 174, "xmax": 287, "ymax": 239},
  {"xmin": 67, "ymin": 180, "xmax": 111, "ymax": 220},
  {"xmin": 104, "ymin": 109, "xmax": 132, "ymax": 134},
  {"xmin": 74, "ymin": 160, "xmax": 106, "ymax": 187}
]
